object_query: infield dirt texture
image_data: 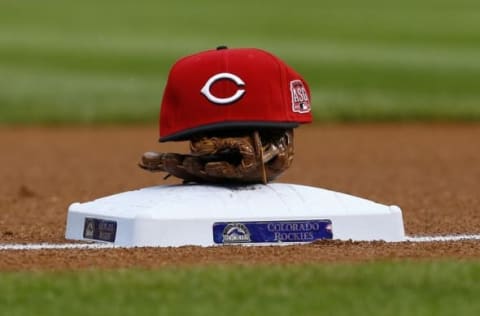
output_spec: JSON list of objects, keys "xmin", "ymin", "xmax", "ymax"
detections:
[{"xmin": 1, "ymin": 124, "xmax": 479, "ymax": 270}]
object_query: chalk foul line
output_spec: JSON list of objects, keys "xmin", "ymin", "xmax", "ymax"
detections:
[
  {"xmin": 404, "ymin": 234, "xmax": 480, "ymax": 242},
  {"xmin": 0, "ymin": 243, "xmax": 119, "ymax": 251},
  {"xmin": 1, "ymin": 234, "xmax": 480, "ymax": 251}
]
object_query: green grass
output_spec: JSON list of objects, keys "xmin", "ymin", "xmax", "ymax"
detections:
[
  {"xmin": 1, "ymin": 0, "xmax": 480, "ymax": 123},
  {"xmin": 1, "ymin": 261, "xmax": 480, "ymax": 316}
]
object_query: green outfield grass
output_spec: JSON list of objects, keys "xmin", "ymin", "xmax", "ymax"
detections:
[
  {"xmin": 1, "ymin": 0, "xmax": 480, "ymax": 123},
  {"xmin": 1, "ymin": 261, "xmax": 479, "ymax": 316}
]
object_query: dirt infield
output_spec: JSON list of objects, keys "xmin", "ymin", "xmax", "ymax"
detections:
[{"xmin": 1, "ymin": 124, "xmax": 479, "ymax": 270}]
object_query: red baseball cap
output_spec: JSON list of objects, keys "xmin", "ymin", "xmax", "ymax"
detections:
[{"xmin": 159, "ymin": 46, "xmax": 312, "ymax": 142}]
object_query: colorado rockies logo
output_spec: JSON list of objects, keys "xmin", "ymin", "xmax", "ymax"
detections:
[{"xmin": 200, "ymin": 72, "xmax": 246, "ymax": 105}]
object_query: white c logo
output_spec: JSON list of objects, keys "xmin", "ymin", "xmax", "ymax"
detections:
[{"xmin": 200, "ymin": 72, "xmax": 246, "ymax": 104}]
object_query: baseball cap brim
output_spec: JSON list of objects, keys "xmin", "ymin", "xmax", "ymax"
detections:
[{"xmin": 159, "ymin": 121, "xmax": 299, "ymax": 142}]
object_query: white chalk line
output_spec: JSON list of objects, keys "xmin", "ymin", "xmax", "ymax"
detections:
[
  {"xmin": 405, "ymin": 234, "xmax": 480, "ymax": 242},
  {"xmin": 0, "ymin": 242, "xmax": 118, "ymax": 251},
  {"xmin": 1, "ymin": 234, "xmax": 480, "ymax": 251}
]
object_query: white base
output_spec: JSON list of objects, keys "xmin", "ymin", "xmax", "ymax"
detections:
[{"xmin": 65, "ymin": 183, "xmax": 405, "ymax": 247}]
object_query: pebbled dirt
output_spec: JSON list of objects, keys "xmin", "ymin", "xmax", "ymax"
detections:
[{"xmin": 0, "ymin": 124, "xmax": 479, "ymax": 270}]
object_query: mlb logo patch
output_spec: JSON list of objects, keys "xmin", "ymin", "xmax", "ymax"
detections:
[{"xmin": 290, "ymin": 80, "xmax": 311, "ymax": 113}]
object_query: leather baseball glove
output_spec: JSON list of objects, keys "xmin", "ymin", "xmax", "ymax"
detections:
[{"xmin": 139, "ymin": 129, "xmax": 294, "ymax": 184}]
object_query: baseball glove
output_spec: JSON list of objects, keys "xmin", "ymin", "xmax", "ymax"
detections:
[{"xmin": 139, "ymin": 129, "xmax": 294, "ymax": 184}]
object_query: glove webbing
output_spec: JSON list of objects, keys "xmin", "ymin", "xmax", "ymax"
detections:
[{"xmin": 253, "ymin": 130, "xmax": 267, "ymax": 184}]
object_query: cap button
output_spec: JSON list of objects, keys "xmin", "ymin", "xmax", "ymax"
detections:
[{"xmin": 216, "ymin": 45, "xmax": 228, "ymax": 50}]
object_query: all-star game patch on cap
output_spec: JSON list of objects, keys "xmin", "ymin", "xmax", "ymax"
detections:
[{"xmin": 159, "ymin": 46, "xmax": 313, "ymax": 142}]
